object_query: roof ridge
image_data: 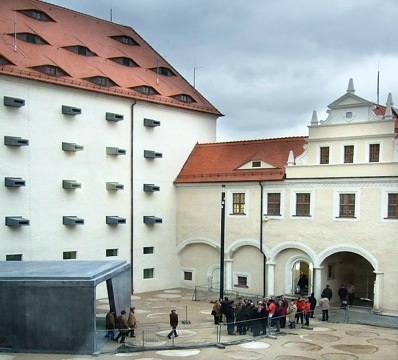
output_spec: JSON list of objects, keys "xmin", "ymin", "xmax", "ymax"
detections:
[{"xmin": 198, "ymin": 136, "xmax": 308, "ymax": 146}]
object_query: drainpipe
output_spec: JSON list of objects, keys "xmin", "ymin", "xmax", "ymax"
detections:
[
  {"xmin": 130, "ymin": 100, "xmax": 137, "ymax": 294},
  {"xmin": 259, "ymin": 182, "xmax": 266, "ymax": 297}
]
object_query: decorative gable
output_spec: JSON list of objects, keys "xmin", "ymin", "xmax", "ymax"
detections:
[{"xmin": 320, "ymin": 79, "xmax": 380, "ymax": 126}]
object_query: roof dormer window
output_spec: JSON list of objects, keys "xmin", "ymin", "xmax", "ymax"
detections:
[
  {"xmin": 150, "ymin": 67, "xmax": 175, "ymax": 77},
  {"xmin": 85, "ymin": 76, "xmax": 117, "ymax": 87},
  {"xmin": 110, "ymin": 35, "xmax": 139, "ymax": 46},
  {"xmin": 171, "ymin": 94, "xmax": 196, "ymax": 104},
  {"xmin": 252, "ymin": 161, "xmax": 261, "ymax": 168},
  {"xmin": 32, "ymin": 65, "xmax": 69, "ymax": 77},
  {"xmin": 109, "ymin": 57, "xmax": 138, "ymax": 67},
  {"xmin": 18, "ymin": 9, "xmax": 54, "ymax": 22},
  {"xmin": 64, "ymin": 45, "xmax": 96, "ymax": 57},
  {"xmin": 131, "ymin": 86, "xmax": 159, "ymax": 96},
  {"xmin": 0, "ymin": 55, "xmax": 13, "ymax": 66},
  {"xmin": 14, "ymin": 32, "xmax": 48, "ymax": 45}
]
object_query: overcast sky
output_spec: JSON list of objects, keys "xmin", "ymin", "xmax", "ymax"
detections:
[{"xmin": 47, "ymin": 0, "xmax": 398, "ymax": 142}]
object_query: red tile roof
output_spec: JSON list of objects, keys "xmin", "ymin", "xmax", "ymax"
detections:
[
  {"xmin": 0, "ymin": 0, "xmax": 222, "ymax": 116},
  {"xmin": 175, "ymin": 137, "xmax": 308, "ymax": 183}
]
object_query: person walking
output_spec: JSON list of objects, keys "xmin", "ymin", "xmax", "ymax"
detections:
[
  {"xmin": 167, "ymin": 309, "xmax": 179, "ymax": 339},
  {"xmin": 319, "ymin": 294, "xmax": 330, "ymax": 321},
  {"xmin": 127, "ymin": 307, "xmax": 137, "ymax": 337},
  {"xmin": 114, "ymin": 310, "xmax": 129, "ymax": 343},
  {"xmin": 347, "ymin": 282, "xmax": 356, "ymax": 305},
  {"xmin": 105, "ymin": 309, "xmax": 116, "ymax": 340}
]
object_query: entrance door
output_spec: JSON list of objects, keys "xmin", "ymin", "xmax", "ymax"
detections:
[{"xmin": 293, "ymin": 261, "xmax": 311, "ymax": 295}]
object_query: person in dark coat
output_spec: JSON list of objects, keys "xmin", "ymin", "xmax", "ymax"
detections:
[
  {"xmin": 105, "ymin": 309, "xmax": 116, "ymax": 340},
  {"xmin": 308, "ymin": 293, "xmax": 317, "ymax": 318},
  {"xmin": 338, "ymin": 285, "xmax": 348, "ymax": 307},
  {"xmin": 224, "ymin": 300, "xmax": 236, "ymax": 335},
  {"xmin": 322, "ymin": 285, "xmax": 333, "ymax": 301},
  {"xmin": 114, "ymin": 310, "xmax": 129, "ymax": 343},
  {"xmin": 167, "ymin": 309, "xmax": 179, "ymax": 338},
  {"xmin": 236, "ymin": 304, "xmax": 249, "ymax": 335}
]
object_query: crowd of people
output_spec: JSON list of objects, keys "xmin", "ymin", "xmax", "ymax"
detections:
[
  {"xmin": 105, "ymin": 307, "xmax": 138, "ymax": 343},
  {"xmin": 211, "ymin": 292, "xmax": 320, "ymax": 336},
  {"xmin": 104, "ymin": 282, "xmax": 355, "ymax": 342}
]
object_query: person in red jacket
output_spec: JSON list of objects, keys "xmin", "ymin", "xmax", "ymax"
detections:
[
  {"xmin": 303, "ymin": 298, "xmax": 311, "ymax": 326},
  {"xmin": 295, "ymin": 297, "xmax": 304, "ymax": 325}
]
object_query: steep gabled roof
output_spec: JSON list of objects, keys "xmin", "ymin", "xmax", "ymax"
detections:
[
  {"xmin": 0, "ymin": 0, "xmax": 222, "ymax": 116},
  {"xmin": 175, "ymin": 137, "xmax": 308, "ymax": 183}
]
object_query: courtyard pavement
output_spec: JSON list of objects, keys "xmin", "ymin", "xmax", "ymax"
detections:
[{"xmin": 2, "ymin": 288, "xmax": 398, "ymax": 360}]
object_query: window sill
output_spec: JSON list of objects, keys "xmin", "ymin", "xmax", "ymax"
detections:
[
  {"xmin": 335, "ymin": 216, "xmax": 356, "ymax": 219},
  {"xmin": 292, "ymin": 215, "xmax": 312, "ymax": 217},
  {"xmin": 229, "ymin": 213, "xmax": 246, "ymax": 216},
  {"xmin": 234, "ymin": 285, "xmax": 249, "ymax": 288}
]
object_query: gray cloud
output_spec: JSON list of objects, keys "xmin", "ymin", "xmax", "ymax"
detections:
[{"xmin": 47, "ymin": 0, "xmax": 398, "ymax": 141}]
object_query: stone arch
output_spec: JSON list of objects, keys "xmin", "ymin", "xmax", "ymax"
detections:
[
  {"xmin": 176, "ymin": 237, "xmax": 219, "ymax": 255},
  {"xmin": 285, "ymin": 254, "xmax": 313, "ymax": 295},
  {"xmin": 318, "ymin": 243, "xmax": 378, "ymax": 271},
  {"xmin": 269, "ymin": 241, "xmax": 318, "ymax": 265},
  {"xmin": 226, "ymin": 238, "xmax": 270, "ymax": 259}
]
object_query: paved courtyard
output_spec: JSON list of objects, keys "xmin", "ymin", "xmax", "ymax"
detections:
[{"xmin": 2, "ymin": 288, "xmax": 397, "ymax": 360}]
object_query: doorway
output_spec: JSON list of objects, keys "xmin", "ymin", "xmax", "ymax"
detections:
[{"xmin": 293, "ymin": 261, "xmax": 311, "ymax": 295}]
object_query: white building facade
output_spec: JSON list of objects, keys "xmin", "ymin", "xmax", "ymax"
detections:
[
  {"xmin": 175, "ymin": 80, "xmax": 398, "ymax": 313},
  {"xmin": 0, "ymin": 0, "xmax": 221, "ymax": 296}
]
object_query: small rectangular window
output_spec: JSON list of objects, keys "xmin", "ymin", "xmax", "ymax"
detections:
[
  {"xmin": 252, "ymin": 161, "xmax": 261, "ymax": 167},
  {"xmin": 143, "ymin": 268, "xmax": 154, "ymax": 279},
  {"xmin": 344, "ymin": 145, "xmax": 354, "ymax": 163},
  {"xmin": 327, "ymin": 264, "xmax": 335, "ymax": 280},
  {"xmin": 6, "ymin": 254, "xmax": 22, "ymax": 261},
  {"xmin": 267, "ymin": 193, "xmax": 281, "ymax": 215},
  {"xmin": 387, "ymin": 193, "xmax": 398, "ymax": 219},
  {"xmin": 296, "ymin": 193, "xmax": 310, "ymax": 216},
  {"xmin": 63, "ymin": 251, "xmax": 77, "ymax": 260},
  {"xmin": 232, "ymin": 193, "xmax": 245, "ymax": 214},
  {"xmin": 184, "ymin": 271, "xmax": 193, "ymax": 281},
  {"xmin": 320, "ymin": 147, "xmax": 329, "ymax": 164},
  {"xmin": 236, "ymin": 276, "xmax": 248, "ymax": 287},
  {"xmin": 106, "ymin": 249, "xmax": 118, "ymax": 257},
  {"xmin": 143, "ymin": 246, "xmax": 154, "ymax": 254},
  {"xmin": 369, "ymin": 144, "xmax": 380, "ymax": 163},
  {"xmin": 339, "ymin": 194, "xmax": 355, "ymax": 218}
]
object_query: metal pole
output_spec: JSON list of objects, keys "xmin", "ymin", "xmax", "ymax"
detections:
[{"xmin": 220, "ymin": 185, "xmax": 225, "ymax": 300}]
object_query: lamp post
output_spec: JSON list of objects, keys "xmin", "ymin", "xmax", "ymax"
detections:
[{"xmin": 219, "ymin": 185, "xmax": 225, "ymax": 300}]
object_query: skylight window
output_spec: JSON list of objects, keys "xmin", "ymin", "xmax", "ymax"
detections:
[
  {"xmin": 14, "ymin": 33, "xmax": 48, "ymax": 45},
  {"xmin": 131, "ymin": 86, "xmax": 159, "ymax": 96},
  {"xmin": 110, "ymin": 35, "xmax": 139, "ymax": 46},
  {"xmin": 171, "ymin": 94, "xmax": 196, "ymax": 104},
  {"xmin": 64, "ymin": 45, "xmax": 96, "ymax": 57},
  {"xmin": 109, "ymin": 57, "xmax": 138, "ymax": 67},
  {"xmin": 32, "ymin": 65, "xmax": 69, "ymax": 77},
  {"xmin": 149, "ymin": 67, "xmax": 175, "ymax": 77},
  {"xmin": 85, "ymin": 76, "xmax": 117, "ymax": 87},
  {"xmin": 18, "ymin": 9, "xmax": 54, "ymax": 22}
]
